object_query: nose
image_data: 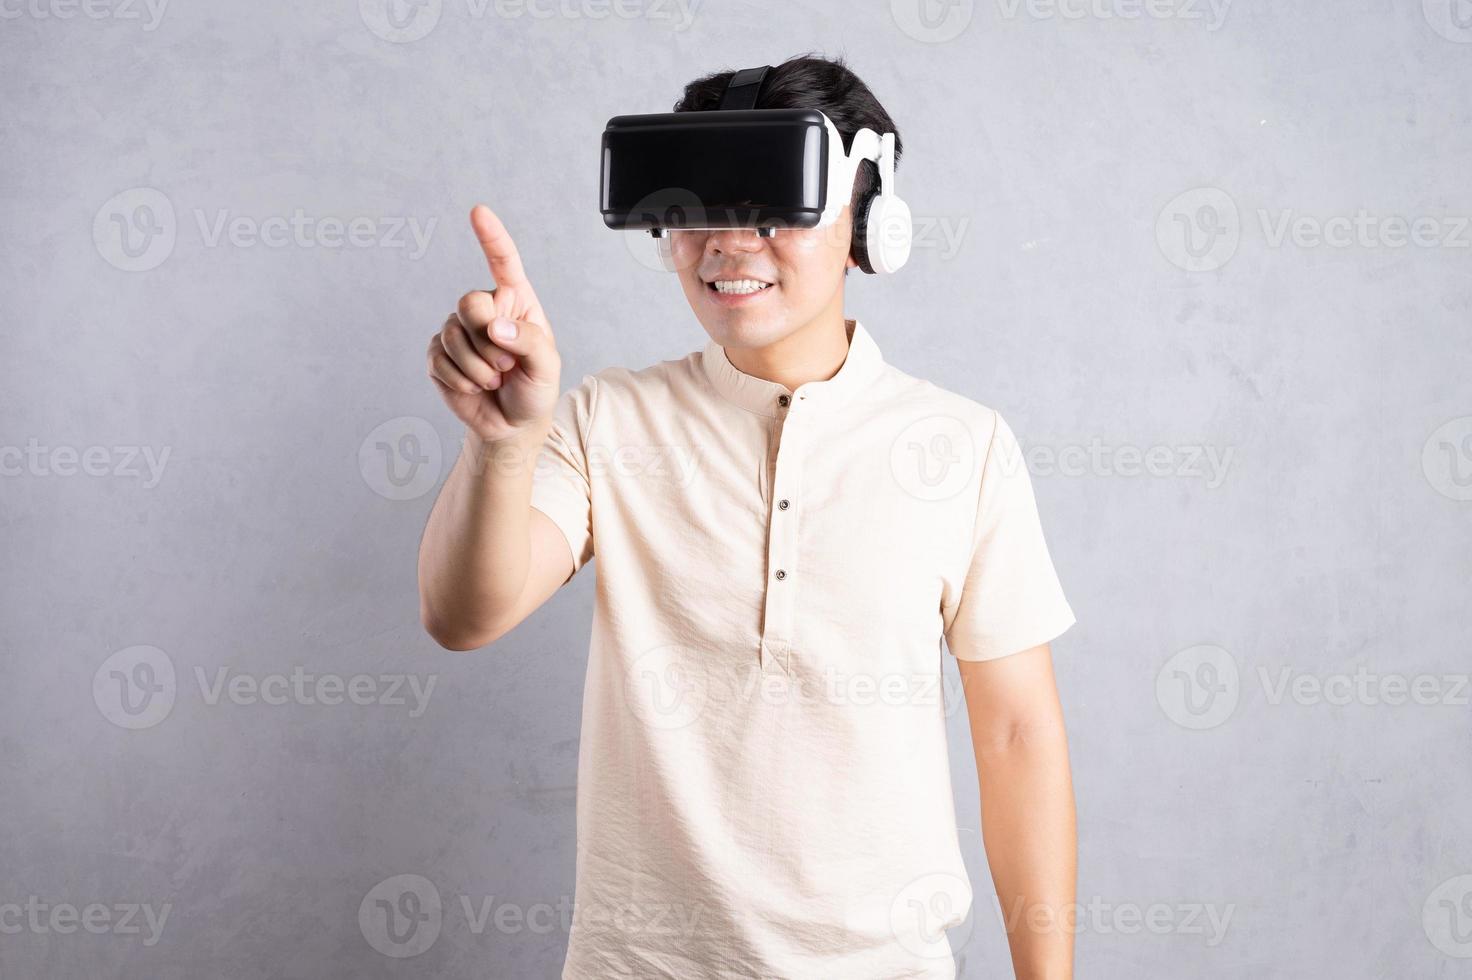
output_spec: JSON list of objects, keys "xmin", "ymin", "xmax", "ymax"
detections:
[{"xmin": 706, "ymin": 228, "xmax": 765, "ymax": 255}]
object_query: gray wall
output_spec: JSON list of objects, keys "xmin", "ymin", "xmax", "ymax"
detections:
[{"xmin": 3, "ymin": 1, "xmax": 1470, "ymax": 977}]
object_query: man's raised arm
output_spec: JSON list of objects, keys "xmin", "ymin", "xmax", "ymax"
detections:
[{"xmin": 417, "ymin": 205, "xmax": 573, "ymax": 650}]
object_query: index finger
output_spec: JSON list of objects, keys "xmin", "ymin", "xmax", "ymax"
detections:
[{"xmin": 470, "ymin": 204, "xmax": 531, "ymax": 289}]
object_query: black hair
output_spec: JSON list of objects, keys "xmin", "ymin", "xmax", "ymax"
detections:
[{"xmin": 672, "ymin": 52, "xmax": 903, "ymax": 225}]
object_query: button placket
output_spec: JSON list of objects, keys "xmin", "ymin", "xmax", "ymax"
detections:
[{"xmin": 760, "ymin": 392, "xmax": 803, "ymax": 675}]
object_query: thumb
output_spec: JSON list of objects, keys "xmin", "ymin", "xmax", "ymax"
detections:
[{"xmin": 488, "ymin": 315, "xmax": 559, "ymax": 388}]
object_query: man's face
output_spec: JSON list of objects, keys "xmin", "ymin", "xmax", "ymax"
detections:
[{"xmin": 671, "ymin": 205, "xmax": 858, "ymax": 350}]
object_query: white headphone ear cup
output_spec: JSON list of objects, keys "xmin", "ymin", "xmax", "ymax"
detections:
[
  {"xmin": 656, "ymin": 234, "xmax": 676, "ymax": 273},
  {"xmin": 864, "ymin": 195, "xmax": 912, "ymax": 274}
]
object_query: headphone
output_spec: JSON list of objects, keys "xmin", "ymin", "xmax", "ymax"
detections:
[{"xmin": 656, "ymin": 64, "xmax": 912, "ymax": 276}]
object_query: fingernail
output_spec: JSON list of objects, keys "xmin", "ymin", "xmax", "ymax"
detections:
[{"xmin": 492, "ymin": 317, "xmax": 517, "ymax": 341}]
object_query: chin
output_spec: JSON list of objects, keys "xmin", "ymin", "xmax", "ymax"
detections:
[{"xmin": 695, "ymin": 312, "xmax": 793, "ymax": 350}]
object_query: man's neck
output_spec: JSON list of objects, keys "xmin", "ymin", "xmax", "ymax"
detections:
[{"xmin": 724, "ymin": 309, "xmax": 854, "ymax": 392}]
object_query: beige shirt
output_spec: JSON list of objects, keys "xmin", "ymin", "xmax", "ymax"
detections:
[{"xmin": 530, "ymin": 319, "xmax": 1075, "ymax": 979}]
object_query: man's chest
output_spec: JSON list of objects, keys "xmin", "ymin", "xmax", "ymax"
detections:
[{"xmin": 584, "ymin": 406, "xmax": 977, "ymax": 661}]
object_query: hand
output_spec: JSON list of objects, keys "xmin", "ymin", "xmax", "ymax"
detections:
[{"xmin": 428, "ymin": 205, "xmax": 562, "ymax": 444}]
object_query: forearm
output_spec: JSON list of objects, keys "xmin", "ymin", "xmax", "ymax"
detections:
[
  {"xmin": 975, "ymin": 722, "xmax": 1077, "ymax": 980},
  {"xmin": 417, "ymin": 423, "xmax": 548, "ymax": 646}
]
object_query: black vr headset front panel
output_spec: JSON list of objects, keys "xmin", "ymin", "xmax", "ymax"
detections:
[{"xmin": 600, "ymin": 108, "xmax": 829, "ymax": 232}]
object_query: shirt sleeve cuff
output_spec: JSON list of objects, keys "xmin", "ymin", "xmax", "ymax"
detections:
[
  {"xmin": 530, "ymin": 493, "xmax": 592, "ymax": 575},
  {"xmin": 946, "ymin": 603, "xmax": 1077, "ymax": 663}
]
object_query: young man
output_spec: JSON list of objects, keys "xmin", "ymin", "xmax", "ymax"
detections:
[{"xmin": 419, "ymin": 55, "xmax": 1077, "ymax": 980}]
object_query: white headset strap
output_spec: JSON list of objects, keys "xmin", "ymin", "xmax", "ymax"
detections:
[
  {"xmin": 878, "ymin": 132, "xmax": 896, "ymax": 196},
  {"xmin": 819, "ymin": 114, "xmax": 896, "ymax": 228}
]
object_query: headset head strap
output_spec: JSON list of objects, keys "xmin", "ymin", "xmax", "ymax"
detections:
[{"xmin": 718, "ymin": 65, "xmax": 772, "ymax": 110}]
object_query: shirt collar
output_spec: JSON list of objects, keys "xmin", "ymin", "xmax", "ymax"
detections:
[{"xmin": 700, "ymin": 319, "xmax": 885, "ymax": 418}]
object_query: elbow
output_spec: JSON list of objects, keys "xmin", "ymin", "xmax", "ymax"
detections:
[
  {"xmin": 427, "ymin": 630, "xmax": 486, "ymax": 653},
  {"xmin": 419, "ymin": 601, "xmax": 502, "ymax": 652}
]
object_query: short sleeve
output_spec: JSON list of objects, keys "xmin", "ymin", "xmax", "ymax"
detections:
[
  {"xmin": 942, "ymin": 410, "xmax": 1076, "ymax": 662},
  {"xmin": 529, "ymin": 374, "xmax": 598, "ymax": 577}
]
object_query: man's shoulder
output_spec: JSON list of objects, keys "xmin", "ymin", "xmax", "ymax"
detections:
[
  {"xmin": 560, "ymin": 349, "xmax": 703, "ymax": 417},
  {"xmin": 586, "ymin": 349, "xmax": 701, "ymax": 391},
  {"xmin": 873, "ymin": 361, "xmax": 1002, "ymax": 435}
]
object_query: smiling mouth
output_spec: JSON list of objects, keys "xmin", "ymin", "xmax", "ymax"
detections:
[{"xmin": 707, "ymin": 279, "xmax": 775, "ymax": 295}]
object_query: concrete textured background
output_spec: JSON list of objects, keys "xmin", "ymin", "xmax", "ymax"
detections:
[{"xmin": 2, "ymin": 0, "xmax": 1470, "ymax": 977}]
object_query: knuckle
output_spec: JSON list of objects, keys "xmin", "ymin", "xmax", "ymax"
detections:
[
  {"xmin": 444, "ymin": 323, "xmax": 475, "ymax": 357},
  {"xmin": 457, "ymin": 290, "xmax": 494, "ymax": 322}
]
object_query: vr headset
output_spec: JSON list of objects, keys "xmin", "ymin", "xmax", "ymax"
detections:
[{"xmin": 599, "ymin": 64, "xmax": 912, "ymax": 275}]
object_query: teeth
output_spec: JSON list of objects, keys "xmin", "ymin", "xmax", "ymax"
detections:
[{"xmin": 713, "ymin": 279, "xmax": 771, "ymax": 295}]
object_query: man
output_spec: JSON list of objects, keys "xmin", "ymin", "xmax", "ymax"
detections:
[{"xmin": 419, "ymin": 55, "xmax": 1077, "ymax": 980}]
